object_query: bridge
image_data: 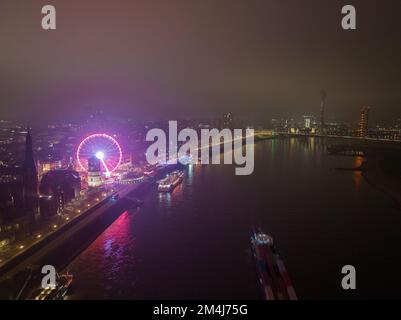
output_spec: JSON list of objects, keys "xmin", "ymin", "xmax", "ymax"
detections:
[
  {"xmin": 327, "ymin": 145, "xmax": 365, "ymax": 157},
  {"xmin": 277, "ymin": 132, "xmax": 401, "ymax": 143}
]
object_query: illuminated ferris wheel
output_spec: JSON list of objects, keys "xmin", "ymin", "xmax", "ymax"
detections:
[{"xmin": 76, "ymin": 133, "xmax": 122, "ymax": 175}]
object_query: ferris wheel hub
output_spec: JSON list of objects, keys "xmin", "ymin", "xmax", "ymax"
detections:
[{"xmin": 76, "ymin": 133, "xmax": 122, "ymax": 174}]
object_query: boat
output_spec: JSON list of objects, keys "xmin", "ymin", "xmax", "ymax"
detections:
[
  {"xmin": 143, "ymin": 164, "xmax": 158, "ymax": 177},
  {"xmin": 157, "ymin": 170, "xmax": 184, "ymax": 192},
  {"xmin": 33, "ymin": 272, "xmax": 73, "ymax": 300},
  {"xmin": 111, "ymin": 193, "xmax": 120, "ymax": 201},
  {"xmin": 251, "ymin": 228, "xmax": 297, "ymax": 300}
]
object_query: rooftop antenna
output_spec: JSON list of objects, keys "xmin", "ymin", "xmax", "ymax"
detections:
[{"xmin": 320, "ymin": 89, "xmax": 327, "ymax": 134}]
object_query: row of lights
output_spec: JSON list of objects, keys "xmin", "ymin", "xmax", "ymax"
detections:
[
  {"xmin": 13, "ymin": 193, "xmax": 109, "ymax": 253},
  {"xmin": 18, "ymin": 232, "xmax": 43, "ymax": 250}
]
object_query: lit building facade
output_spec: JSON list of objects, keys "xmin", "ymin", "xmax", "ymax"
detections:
[
  {"xmin": 87, "ymin": 156, "xmax": 103, "ymax": 188},
  {"xmin": 358, "ymin": 106, "xmax": 370, "ymax": 137}
]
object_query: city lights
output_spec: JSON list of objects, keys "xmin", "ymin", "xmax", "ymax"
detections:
[{"xmin": 1, "ymin": 0, "xmax": 401, "ymax": 303}]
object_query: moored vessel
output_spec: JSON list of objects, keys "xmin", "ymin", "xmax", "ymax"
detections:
[
  {"xmin": 157, "ymin": 170, "xmax": 184, "ymax": 192},
  {"xmin": 33, "ymin": 272, "xmax": 73, "ymax": 300}
]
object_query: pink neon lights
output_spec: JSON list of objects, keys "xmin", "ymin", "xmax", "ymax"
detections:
[{"xmin": 76, "ymin": 133, "xmax": 122, "ymax": 173}]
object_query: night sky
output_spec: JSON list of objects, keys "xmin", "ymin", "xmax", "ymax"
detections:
[{"xmin": 0, "ymin": 0, "xmax": 400, "ymax": 124}]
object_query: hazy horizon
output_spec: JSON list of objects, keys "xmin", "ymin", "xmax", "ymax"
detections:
[{"xmin": 1, "ymin": 0, "xmax": 400, "ymax": 123}]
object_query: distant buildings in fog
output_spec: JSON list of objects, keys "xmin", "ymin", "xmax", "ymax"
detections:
[
  {"xmin": 267, "ymin": 90, "xmax": 399, "ymax": 140},
  {"xmin": 270, "ymin": 102, "xmax": 400, "ymax": 141}
]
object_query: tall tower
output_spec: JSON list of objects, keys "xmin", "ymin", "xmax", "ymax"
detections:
[
  {"xmin": 358, "ymin": 106, "xmax": 370, "ymax": 137},
  {"xmin": 23, "ymin": 130, "xmax": 39, "ymax": 215},
  {"xmin": 320, "ymin": 89, "xmax": 327, "ymax": 134},
  {"xmin": 87, "ymin": 156, "xmax": 103, "ymax": 188}
]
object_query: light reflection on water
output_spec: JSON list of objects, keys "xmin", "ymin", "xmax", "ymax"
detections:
[
  {"xmin": 67, "ymin": 138, "xmax": 401, "ymax": 299},
  {"xmin": 352, "ymin": 156, "xmax": 364, "ymax": 190}
]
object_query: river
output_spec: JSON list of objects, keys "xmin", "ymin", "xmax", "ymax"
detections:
[{"xmin": 66, "ymin": 137, "xmax": 401, "ymax": 299}]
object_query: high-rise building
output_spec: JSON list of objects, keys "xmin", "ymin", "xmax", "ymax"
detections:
[
  {"xmin": 303, "ymin": 115, "xmax": 314, "ymax": 130},
  {"xmin": 320, "ymin": 90, "xmax": 327, "ymax": 134},
  {"xmin": 87, "ymin": 156, "xmax": 103, "ymax": 188},
  {"xmin": 22, "ymin": 131, "xmax": 39, "ymax": 215},
  {"xmin": 358, "ymin": 106, "xmax": 370, "ymax": 137}
]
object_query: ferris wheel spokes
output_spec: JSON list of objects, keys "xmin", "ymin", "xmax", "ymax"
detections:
[
  {"xmin": 95, "ymin": 151, "xmax": 111, "ymax": 176},
  {"xmin": 77, "ymin": 133, "xmax": 123, "ymax": 175}
]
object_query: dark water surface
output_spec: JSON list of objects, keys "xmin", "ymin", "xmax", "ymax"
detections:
[{"xmin": 67, "ymin": 138, "xmax": 401, "ymax": 299}]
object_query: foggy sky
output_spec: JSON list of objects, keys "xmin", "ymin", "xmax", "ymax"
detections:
[{"xmin": 0, "ymin": 0, "xmax": 400, "ymax": 124}]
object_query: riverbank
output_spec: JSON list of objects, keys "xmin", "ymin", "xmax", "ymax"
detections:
[
  {"xmin": 0, "ymin": 164, "xmax": 179, "ymax": 299},
  {"xmin": 64, "ymin": 138, "xmax": 401, "ymax": 299},
  {"xmin": 327, "ymin": 141, "xmax": 401, "ymax": 211},
  {"xmin": 0, "ymin": 183, "xmax": 146, "ymax": 298},
  {"xmin": 361, "ymin": 153, "xmax": 401, "ymax": 210}
]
